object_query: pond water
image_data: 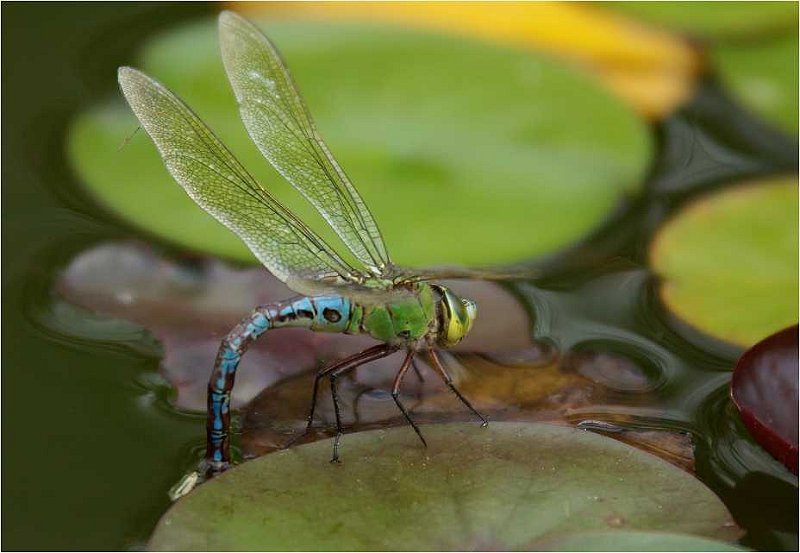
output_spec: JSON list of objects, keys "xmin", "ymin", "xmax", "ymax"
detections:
[{"xmin": 2, "ymin": 3, "xmax": 797, "ymax": 551}]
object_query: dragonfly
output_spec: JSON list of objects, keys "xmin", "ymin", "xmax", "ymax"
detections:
[{"xmin": 118, "ymin": 11, "xmax": 492, "ymax": 475}]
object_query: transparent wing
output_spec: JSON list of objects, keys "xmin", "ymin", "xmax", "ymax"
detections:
[
  {"xmin": 218, "ymin": 11, "xmax": 391, "ymax": 277},
  {"xmin": 394, "ymin": 265, "xmax": 541, "ymax": 284},
  {"xmin": 291, "ymin": 277, "xmax": 416, "ymax": 306},
  {"xmin": 117, "ymin": 66, "xmax": 361, "ymax": 292}
]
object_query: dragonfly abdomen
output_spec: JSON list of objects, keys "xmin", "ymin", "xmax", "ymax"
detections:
[{"xmin": 206, "ymin": 295, "xmax": 353, "ymax": 468}]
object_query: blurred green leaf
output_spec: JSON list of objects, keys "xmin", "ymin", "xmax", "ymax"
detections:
[
  {"xmin": 651, "ymin": 177, "xmax": 798, "ymax": 346},
  {"xmin": 610, "ymin": 2, "xmax": 797, "ymax": 40},
  {"xmin": 712, "ymin": 35, "xmax": 798, "ymax": 135},
  {"xmin": 68, "ymin": 18, "xmax": 650, "ymax": 267},
  {"xmin": 149, "ymin": 422, "xmax": 738, "ymax": 550},
  {"xmin": 533, "ymin": 530, "xmax": 747, "ymax": 551}
]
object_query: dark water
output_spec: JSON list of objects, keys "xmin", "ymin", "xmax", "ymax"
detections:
[
  {"xmin": 2, "ymin": 4, "xmax": 212, "ymax": 549},
  {"xmin": 2, "ymin": 3, "xmax": 797, "ymax": 551}
]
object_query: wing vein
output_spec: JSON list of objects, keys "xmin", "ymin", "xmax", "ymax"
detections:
[
  {"xmin": 219, "ymin": 11, "xmax": 391, "ymax": 275},
  {"xmin": 118, "ymin": 66, "xmax": 360, "ymax": 289}
]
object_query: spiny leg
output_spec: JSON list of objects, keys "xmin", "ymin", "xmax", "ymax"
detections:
[
  {"xmin": 284, "ymin": 344, "xmax": 398, "ymax": 459},
  {"xmin": 428, "ymin": 347, "xmax": 488, "ymax": 427},
  {"xmin": 303, "ymin": 344, "xmax": 398, "ymax": 435},
  {"xmin": 328, "ymin": 347, "xmax": 397, "ymax": 463},
  {"xmin": 350, "ymin": 354, "xmax": 424, "ymax": 428},
  {"xmin": 391, "ymin": 350, "xmax": 427, "ymax": 448},
  {"xmin": 329, "ymin": 347, "xmax": 404, "ymax": 462},
  {"xmin": 329, "ymin": 366, "xmax": 345, "ymax": 463},
  {"xmin": 330, "ymin": 346, "xmax": 430, "ymax": 462}
]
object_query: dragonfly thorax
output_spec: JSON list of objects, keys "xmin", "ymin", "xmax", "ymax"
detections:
[{"xmin": 351, "ymin": 283, "xmax": 476, "ymax": 348}]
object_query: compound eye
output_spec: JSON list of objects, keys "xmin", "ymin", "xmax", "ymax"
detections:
[{"xmin": 461, "ymin": 299, "xmax": 477, "ymax": 320}]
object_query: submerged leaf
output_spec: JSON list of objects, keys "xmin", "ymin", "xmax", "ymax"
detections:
[
  {"xmin": 149, "ymin": 423, "xmax": 739, "ymax": 551},
  {"xmin": 240, "ymin": 350, "xmax": 694, "ymax": 473}
]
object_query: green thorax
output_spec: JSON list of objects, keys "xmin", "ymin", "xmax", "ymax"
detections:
[{"xmin": 348, "ymin": 283, "xmax": 437, "ymax": 345}]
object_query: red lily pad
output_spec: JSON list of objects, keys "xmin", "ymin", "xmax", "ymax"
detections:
[{"xmin": 731, "ymin": 325, "xmax": 799, "ymax": 473}]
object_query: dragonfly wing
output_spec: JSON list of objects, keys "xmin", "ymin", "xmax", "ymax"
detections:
[
  {"xmin": 394, "ymin": 265, "xmax": 540, "ymax": 284},
  {"xmin": 218, "ymin": 11, "xmax": 391, "ymax": 277},
  {"xmin": 291, "ymin": 278, "xmax": 416, "ymax": 306},
  {"xmin": 118, "ymin": 67, "xmax": 361, "ymax": 291}
]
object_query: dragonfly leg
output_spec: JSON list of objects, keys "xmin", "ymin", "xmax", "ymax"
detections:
[
  {"xmin": 327, "ymin": 344, "xmax": 402, "ymax": 463},
  {"xmin": 329, "ymin": 370, "xmax": 345, "ymax": 463},
  {"xmin": 300, "ymin": 344, "xmax": 398, "ymax": 436},
  {"xmin": 347, "ymin": 355, "xmax": 424, "ymax": 425},
  {"xmin": 428, "ymin": 348, "xmax": 488, "ymax": 427},
  {"xmin": 391, "ymin": 350, "xmax": 427, "ymax": 448},
  {"xmin": 282, "ymin": 344, "xmax": 398, "ymax": 459}
]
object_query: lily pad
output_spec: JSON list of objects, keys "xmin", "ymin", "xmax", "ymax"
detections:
[
  {"xmin": 711, "ymin": 35, "xmax": 798, "ymax": 135},
  {"xmin": 732, "ymin": 325, "xmax": 798, "ymax": 473},
  {"xmin": 149, "ymin": 423, "xmax": 738, "ymax": 550},
  {"xmin": 533, "ymin": 530, "xmax": 747, "ymax": 551},
  {"xmin": 609, "ymin": 2, "xmax": 797, "ymax": 40},
  {"xmin": 650, "ymin": 177, "xmax": 798, "ymax": 346},
  {"xmin": 68, "ymin": 18, "xmax": 650, "ymax": 267}
]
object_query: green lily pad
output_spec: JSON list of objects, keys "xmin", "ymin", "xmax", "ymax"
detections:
[
  {"xmin": 149, "ymin": 422, "xmax": 738, "ymax": 550},
  {"xmin": 651, "ymin": 177, "xmax": 798, "ymax": 346},
  {"xmin": 609, "ymin": 2, "xmax": 797, "ymax": 41},
  {"xmin": 711, "ymin": 35, "xmax": 798, "ymax": 135},
  {"xmin": 533, "ymin": 530, "xmax": 747, "ymax": 551},
  {"xmin": 68, "ymin": 18, "xmax": 650, "ymax": 267}
]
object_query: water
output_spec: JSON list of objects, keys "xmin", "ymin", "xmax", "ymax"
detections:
[
  {"xmin": 2, "ymin": 3, "xmax": 797, "ymax": 550},
  {"xmin": 2, "ymin": 4, "xmax": 212, "ymax": 549}
]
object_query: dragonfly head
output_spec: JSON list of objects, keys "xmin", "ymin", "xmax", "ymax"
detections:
[{"xmin": 432, "ymin": 285, "xmax": 478, "ymax": 348}]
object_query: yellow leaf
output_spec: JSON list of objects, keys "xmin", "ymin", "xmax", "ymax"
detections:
[{"xmin": 230, "ymin": 1, "xmax": 700, "ymax": 118}]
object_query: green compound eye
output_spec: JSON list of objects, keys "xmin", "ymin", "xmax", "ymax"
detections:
[
  {"xmin": 462, "ymin": 299, "xmax": 477, "ymax": 334},
  {"xmin": 437, "ymin": 287, "xmax": 477, "ymax": 347}
]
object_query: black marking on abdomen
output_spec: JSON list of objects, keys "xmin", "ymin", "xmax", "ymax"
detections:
[
  {"xmin": 323, "ymin": 307, "xmax": 341, "ymax": 322},
  {"xmin": 275, "ymin": 311, "xmax": 297, "ymax": 323}
]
